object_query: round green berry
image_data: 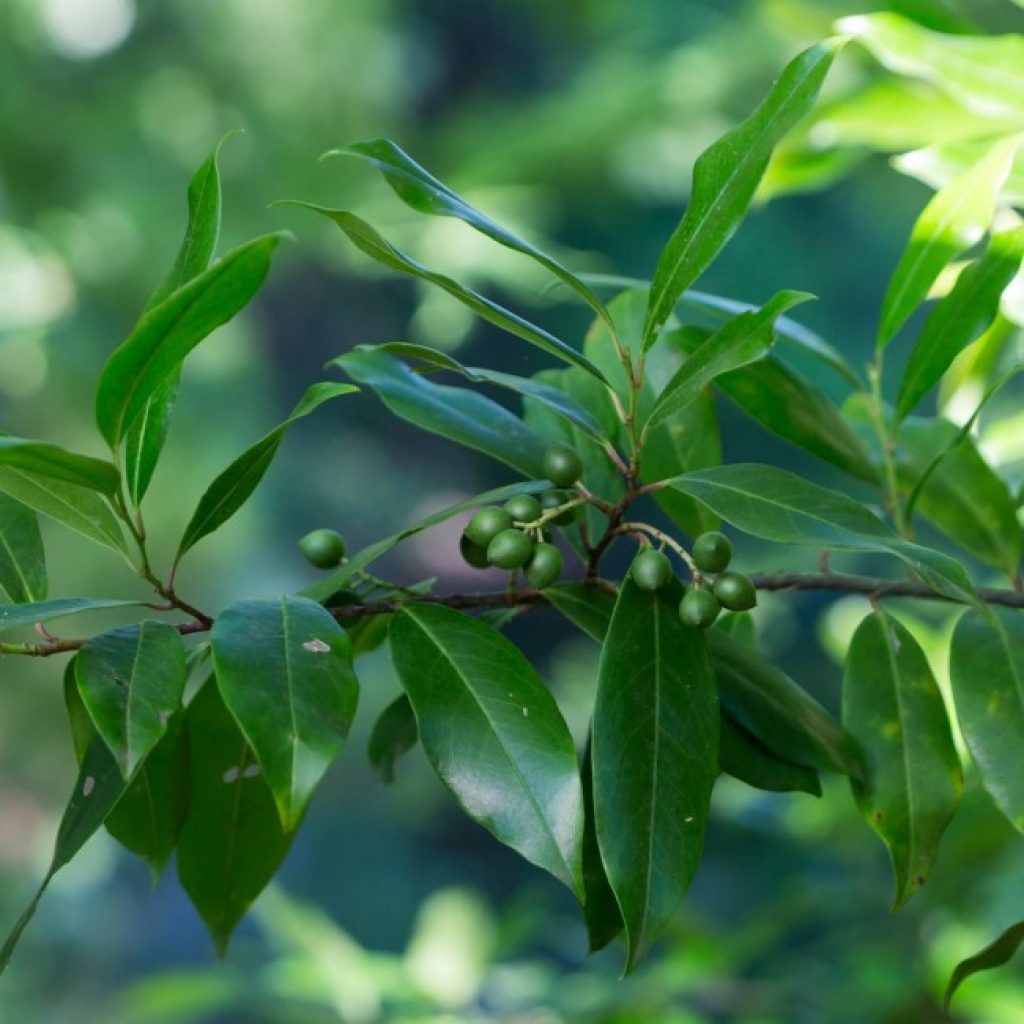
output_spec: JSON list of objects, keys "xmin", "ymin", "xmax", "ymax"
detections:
[
  {"xmin": 543, "ymin": 443, "xmax": 583, "ymax": 487},
  {"xmin": 299, "ymin": 528, "xmax": 346, "ymax": 569},
  {"xmin": 631, "ymin": 548, "xmax": 673, "ymax": 591},
  {"xmin": 713, "ymin": 571, "xmax": 757, "ymax": 611},
  {"xmin": 503, "ymin": 494, "xmax": 543, "ymax": 524},
  {"xmin": 692, "ymin": 531, "xmax": 732, "ymax": 573},
  {"xmin": 540, "ymin": 490, "xmax": 578, "ymax": 525},
  {"xmin": 525, "ymin": 542, "xmax": 563, "ymax": 590},
  {"xmin": 679, "ymin": 587, "xmax": 721, "ymax": 629},
  {"xmin": 465, "ymin": 506, "xmax": 513, "ymax": 547},
  {"xmin": 487, "ymin": 528, "xmax": 534, "ymax": 570},
  {"xmin": 460, "ymin": 533, "xmax": 491, "ymax": 570}
]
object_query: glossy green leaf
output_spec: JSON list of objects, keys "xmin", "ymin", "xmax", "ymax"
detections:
[
  {"xmin": 95, "ymin": 233, "xmax": 283, "ymax": 446},
  {"xmin": 545, "ymin": 583, "xmax": 617, "ymax": 643},
  {"xmin": 592, "ymin": 576, "xmax": 718, "ymax": 970},
  {"xmin": 0, "ymin": 437, "xmax": 120, "ymax": 494},
  {"xmin": 75, "ymin": 621, "xmax": 187, "ymax": 778},
  {"xmin": 0, "ymin": 597, "xmax": 141, "ymax": 635},
  {"xmin": 719, "ymin": 715, "xmax": 822, "ymax": 796},
  {"xmin": 367, "ymin": 694, "xmax": 418, "ymax": 784},
  {"xmin": 580, "ymin": 741, "xmax": 622, "ymax": 952},
  {"xmin": 124, "ymin": 375, "xmax": 179, "ymax": 506},
  {"xmin": 876, "ymin": 133, "xmax": 1021, "ymax": 347},
  {"xmin": 177, "ymin": 680, "xmax": 295, "ymax": 954},
  {"xmin": 287, "ymin": 204, "xmax": 605, "ymax": 381},
  {"xmin": 177, "ymin": 382, "xmax": 356, "ymax": 559},
  {"xmin": 389, "ymin": 604, "xmax": 584, "ymax": 897},
  {"xmin": 896, "ymin": 138, "xmax": 1024, "ymax": 206},
  {"xmin": 0, "ymin": 494, "xmax": 46, "ymax": 603},
  {"xmin": 211, "ymin": 597, "xmax": 359, "ymax": 831},
  {"xmin": 842, "ymin": 610, "xmax": 962, "ymax": 908},
  {"xmin": 669, "ymin": 464, "xmax": 977, "ymax": 604},
  {"xmin": 897, "ymin": 225, "xmax": 1024, "ymax": 418},
  {"xmin": 644, "ymin": 290, "xmax": 813, "ymax": 430},
  {"xmin": 950, "ymin": 608, "xmax": 1024, "ymax": 833},
  {"xmin": 642, "ymin": 41, "xmax": 841, "ymax": 348},
  {"xmin": 945, "ymin": 921, "xmax": 1024, "ymax": 1010}
]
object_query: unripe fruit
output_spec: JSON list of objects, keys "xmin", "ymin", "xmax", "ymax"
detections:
[
  {"xmin": 299, "ymin": 528, "xmax": 346, "ymax": 569},
  {"xmin": 713, "ymin": 571, "xmax": 757, "ymax": 611},
  {"xmin": 543, "ymin": 443, "xmax": 583, "ymax": 487},
  {"xmin": 460, "ymin": 533, "xmax": 490, "ymax": 570},
  {"xmin": 465, "ymin": 506, "xmax": 512, "ymax": 547},
  {"xmin": 504, "ymin": 494, "xmax": 543, "ymax": 524},
  {"xmin": 693, "ymin": 531, "xmax": 732, "ymax": 573},
  {"xmin": 526, "ymin": 542, "xmax": 563, "ymax": 590},
  {"xmin": 487, "ymin": 528, "xmax": 534, "ymax": 569},
  {"xmin": 679, "ymin": 587, "xmax": 720, "ymax": 629},
  {"xmin": 631, "ymin": 549, "xmax": 673, "ymax": 591},
  {"xmin": 540, "ymin": 489, "xmax": 578, "ymax": 525}
]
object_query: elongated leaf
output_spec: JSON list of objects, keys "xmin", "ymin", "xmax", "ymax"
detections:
[
  {"xmin": 177, "ymin": 680, "xmax": 294, "ymax": 954},
  {"xmin": 95, "ymin": 233, "xmax": 283, "ymax": 445},
  {"xmin": 897, "ymin": 225, "xmax": 1024, "ymax": 418},
  {"xmin": 0, "ymin": 437, "xmax": 119, "ymax": 494},
  {"xmin": 389, "ymin": 604, "xmax": 584, "ymax": 897},
  {"xmin": 946, "ymin": 921, "xmax": 1024, "ymax": 1009},
  {"xmin": 336, "ymin": 347, "xmax": 549, "ymax": 478},
  {"xmin": 0, "ymin": 466, "xmax": 127, "ymax": 554},
  {"xmin": 211, "ymin": 597, "xmax": 359, "ymax": 831},
  {"xmin": 642, "ymin": 41, "xmax": 841, "ymax": 348},
  {"xmin": 644, "ymin": 290, "xmax": 813, "ymax": 430},
  {"xmin": 124, "ymin": 375, "xmax": 179, "ymax": 506},
  {"xmin": 287, "ymin": 204, "xmax": 604, "ymax": 381},
  {"xmin": 580, "ymin": 741, "xmax": 622, "ymax": 952},
  {"xmin": 950, "ymin": 608, "xmax": 1024, "ymax": 833},
  {"xmin": 669, "ymin": 464, "xmax": 976, "ymax": 604},
  {"xmin": 545, "ymin": 583, "xmax": 617, "ymax": 643},
  {"xmin": 876, "ymin": 133, "xmax": 1021, "ymax": 347},
  {"xmin": 367, "ymin": 694, "xmax": 418, "ymax": 784},
  {"xmin": 719, "ymin": 715, "xmax": 822, "ymax": 796},
  {"xmin": 177, "ymin": 382, "xmax": 356, "ymax": 559},
  {"xmin": 593, "ymin": 575, "xmax": 718, "ymax": 970},
  {"xmin": 0, "ymin": 494, "xmax": 46, "ymax": 603},
  {"xmin": 338, "ymin": 138, "xmax": 613, "ymax": 325},
  {"xmin": 75, "ymin": 621, "xmax": 187, "ymax": 778},
  {"xmin": 843, "ymin": 610, "xmax": 962, "ymax": 908},
  {"xmin": 897, "ymin": 138, "xmax": 1024, "ymax": 206},
  {"xmin": 0, "ymin": 597, "xmax": 141, "ymax": 635}
]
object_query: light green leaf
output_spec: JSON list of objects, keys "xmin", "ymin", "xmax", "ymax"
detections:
[
  {"xmin": 0, "ymin": 494, "xmax": 46, "ymax": 603},
  {"xmin": 719, "ymin": 715, "xmax": 822, "ymax": 796},
  {"xmin": 945, "ymin": 921, "xmax": 1024, "ymax": 1010},
  {"xmin": 389, "ymin": 604, "xmax": 584, "ymax": 898},
  {"xmin": 843, "ymin": 609, "xmax": 962, "ymax": 908},
  {"xmin": 896, "ymin": 138, "xmax": 1024, "ymax": 206},
  {"xmin": 0, "ymin": 597, "xmax": 142, "ymax": 635},
  {"xmin": 367, "ymin": 694, "xmax": 418, "ymax": 785},
  {"xmin": 0, "ymin": 437, "xmax": 120, "ymax": 494},
  {"xmin": 177, "ymin": 382, "xmax": 356, "ymax": 559}
]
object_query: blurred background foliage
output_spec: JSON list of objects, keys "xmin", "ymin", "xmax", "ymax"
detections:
[{"xmin": 1, "ymin": 0, "xmax": 1024, "ymax": 1020}]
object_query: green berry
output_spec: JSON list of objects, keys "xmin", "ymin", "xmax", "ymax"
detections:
[
  {"xmin": 543, "ymin": 443, "xmax": 583, "ymax": 487},
  {"xmin": 460, "ymin": 533, "xmax": 490, "ymax": 570},
  {"xmin": 465, "ymin": 506, "xmax": 512, "ymax": 547},
  {"xmin": 299, "ymin": 528, "xmax": 346, "ymax": 569},
  {"xmin": 503, "ymin": 494, "xmax": 543, "ymax": 524},
  {"xmin": 631, "ymin": 549, "xmax": 673, "ymax": 591},
  {"xmin": 540, "ymin": 490, "xmax": 578, "ymax": 525},
  {"xmin": 713, "ymin": 572, "xmax": 757, "ymax": 611},
  {"xmin": 525, "ymin": 542, "xmax": 563, "ymax": 590},
  {"xmin": 487, "ymin": 528, "xmax": 534, "ymax": 570},
  {"xmin": 679, "ymin": 587, "xmax": 720, "ymax": 629},
  {"xmin": 692, "ymin": 531, "xmax": 732, "ymax": 573}
]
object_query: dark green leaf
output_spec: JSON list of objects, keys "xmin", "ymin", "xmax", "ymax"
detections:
[
  {"xmin": 580, "ymin": 741, "xmax": 622, "ymax": 952},
  {"xmin": 211, "ymin": 597, "xmax": 359, "ymax": 831},
  {"xmin": 842, "ymin": 610, "xmax": 962, "ymax": 908},
  {"xmin": 0, "ymin": 597, "xmax": 141, "ymax": 635},
  {"xmin": 719, "ymin": 714, "xmax": 822, "ymax": 796},
  {"xmin": 389, "ymin": 604, "xmax": 584, "ymax": 897},
  {"xmin": 945, "ymin": 921, "xmax": 1024, "ymax": 1010},
  {"xmin": 0, "ymin": 494, "xmax": 46, "ymax": 603},
  {"xmin": 545, "ymin": 583, "xmax": 617, "ymax": 643},
  {"xmin": 367, "ymin": 694, "xmax": 418, "ymax": 784},
  {"xmin": 592, "ymin": 576, "xmax": 718, "ymax": 970},
  {"xmin": 0, "ymin": 437, "xmax": 120, "ymax": 494}
]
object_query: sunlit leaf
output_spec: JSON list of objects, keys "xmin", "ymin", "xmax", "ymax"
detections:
[{"xmin": 945, "ymin": 921, "xmax": 1024, "ymax": 1010}]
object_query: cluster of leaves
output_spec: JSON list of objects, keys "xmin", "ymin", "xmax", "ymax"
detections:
[{"xmin": 0, "ymin": 18, "xmax": 1023, "ymax": 1007}]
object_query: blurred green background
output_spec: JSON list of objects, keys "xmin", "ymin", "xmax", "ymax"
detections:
[{"xmin": 2, "ymin": 0, "xmax": 1024, "ymax": 1020}]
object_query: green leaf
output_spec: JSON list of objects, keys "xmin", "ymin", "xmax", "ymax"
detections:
[
  {"xmin": 367, "ymin": 694, "xmax": 418, "ymax": 785},
  {"xmin": 337, "ymin": 138, "xmax": 613, "ymax": 326},
  {"xmin": 895, "ymin": 138, "xmax": 1024, "ymax": 206},
  {"xmin": 0, "ymin": 494, "xmax": 46, "ymax": 603},
  {"xmin": 177, "ymin": 680, "xmax": 295, "ymax": 954},
  {"xmin": 177, "ymin": 382, "xmax": 357, "ymax": 559},
  {"xmin": 641, "ymin": 41, "xmax": 841, "ymax": 349},
  {"xmin": 592, "ymin": 575, "xmax": 718, "ymax": 970},
  {"xmin": 839, "ymin": 13, "xmax": 1024, "ymax": 120},
  {"xmin": 124, "ymin": 375, "xmax": 179, "ymax": 507},
  {"xmin": 580, "ymin": 741, "xmax": 623, "ymax": 953},
  {"xmin": 896, "ymin": 225, "xmax": 1024, "ymax": 418},
  {"xmin": 669, "ymin": 463, "xmax": 977, "ymax": 604},
  {"xmin": 389, "ymin": 604, "xmax": 584, "ymax": 897},
  {"xmin": 211, "ymin": 597, "xmax": 359, "ymax": 831},
  {"xmin": 0, "ymin": 597, "xmax": 142, "ymax": 635},
  {"xmin": 0, "ymin": 466, "xmax": 127, "ymax": 555},
  {"xmin": 0, "ymin": 437, "xmax": 120, "ymax": 494},
  {"xmin": 876, "ymin": 133, "xmax": 1021, "ymax": 347},
  {"xmin": 644, "ymin": 290, "xmax": 814, "ymax": 430},
  {"xmin": 95, "ymin": 233, "xmax": 284, "ymax": 446},
  {"xmin": 719, "ymin": 714, "xmax": 822, "ymax": 796},
  {"xmin": 545, "ymin": 583, "xmax": 617, "ymax": 643},
  {"xmin": 950, "ymin": 608, "xmax": 1024, "ymax": 833},
  {"xmin": 286, "ymin": 205, "xmax": 605, "ymax": 381},
  {"xmin": 75, "ymin": 621, "xmax": 187, "ymax": 778},
  {"xmin": 945, "ymin": 921, "xmax": 1024, "ymax": 1010},
  {"xmin": 842, "ymin": 610, "xmax": 962, "ymax": 909}
]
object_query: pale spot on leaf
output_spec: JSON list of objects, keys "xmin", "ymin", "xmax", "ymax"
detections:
[
  {"xmin": 82, "ymin": 776, "xmax": 95, "ymax": 797},
  {"xmin": 222, "ymin": 766, "xmax": 240, "ymax": 784},
  {"xmin": 303, "ymin": 638, "xmax": 330, "ymax": 653},
  {"xmin": 242, "ymin": 763, "xmax": 260, "ymax": 779}
]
